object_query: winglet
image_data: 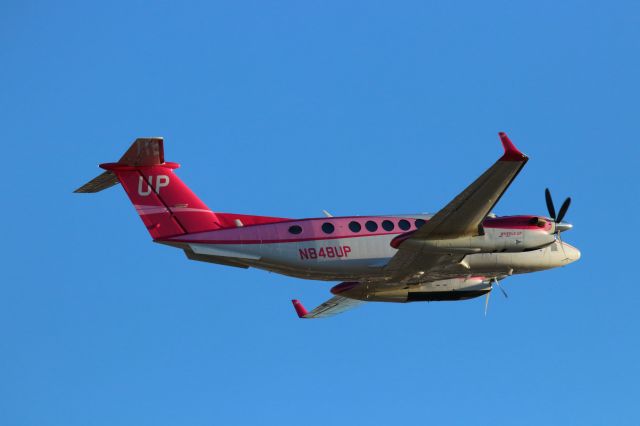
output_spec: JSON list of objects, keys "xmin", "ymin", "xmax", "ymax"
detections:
[
  {"xmin": 498, "ymin": 132, "xmax": 527, "ymax": 162},
  {"xmin": 291, "ymin": 299, "xmax": 309, "ymax": 318}
]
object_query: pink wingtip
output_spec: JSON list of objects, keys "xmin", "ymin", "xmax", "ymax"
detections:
[
  {"xmin": 498, "ymin": 132, "xmax": 527, "ymax": 161},
  {"xmin": 291, "ymin": 299, "xmax": 309, "ymax": 318}
]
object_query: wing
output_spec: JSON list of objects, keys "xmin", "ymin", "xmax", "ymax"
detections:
[
  {"xmin": 410, "ymin": 132, "xmax": 527, "ymax": 239},
  {"xmin": 291, "ymin": 296, "xmax": 364, "ymax": 319},
  {"xmin": 386, "ymin": 132, "xmax": 528, "ymax": 278}
]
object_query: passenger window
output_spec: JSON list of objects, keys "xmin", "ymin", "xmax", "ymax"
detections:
[
  {"xmin": 288, "ymin": 225, "xmax": 302, "ymax": 235},
  {"xmin": 365, "ymin": 221, "xmax": 378, "ymax": 232},
  {"xmin": 398, "ymin": 219, "xmax": 410, "ymax": 231},
  {"xmin": 382, "ymin": 220, "xmax": 394, "ymax": 231},
  {"xmin": 349, "ymin": 221, "xmax": 362, "ymax": 232},
  {"xmin": 322, "ymin": 222, "xmax": 335, "ymax": 234},
  {"xmin": 415, "ymin": 219, "xmax": 426, "ymax": 228}
]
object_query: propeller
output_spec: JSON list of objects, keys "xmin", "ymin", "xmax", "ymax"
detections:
[
  {"xmin": 545, "ymin": 188, "xmax": 572, "ymax": 229},
  {"xmin": 544, "ymin": 188, "xmax": 573, "ymax": 257},
  {"xmin": 484, "ymin": 278, "xmax": 508, "ymax": 316}
]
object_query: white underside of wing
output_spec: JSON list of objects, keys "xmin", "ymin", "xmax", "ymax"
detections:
[{"xmin": 303, "ymin": 296, "xmax": 364, "ymax": 319}]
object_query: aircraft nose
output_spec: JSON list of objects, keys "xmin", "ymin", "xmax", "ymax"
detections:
[{"xmin": 564, "ymin": 243, "xmax": 581, "ymax": 262}]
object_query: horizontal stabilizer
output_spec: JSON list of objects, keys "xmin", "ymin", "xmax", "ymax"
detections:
[
  {"xmin": 74, "ymin": 171, "xmax": 119, "ymax": 193},
  {"xmin": 74, "ymin": 137, "xmax": 164, "ymax": 193}
]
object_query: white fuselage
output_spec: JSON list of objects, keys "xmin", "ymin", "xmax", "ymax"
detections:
[{"xmin": 163, "ymin": 214, "xmax": 580, "ymax": 298}]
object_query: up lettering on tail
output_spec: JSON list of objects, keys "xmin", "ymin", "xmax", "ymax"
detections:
[{"xmin": 138, "ymin": 175, "xmax": 170, "ymax": 196}]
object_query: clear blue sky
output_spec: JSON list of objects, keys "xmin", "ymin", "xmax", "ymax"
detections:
[{"xmin": 2, "ymin": 1, "xmax": 639, "ymax": 425}]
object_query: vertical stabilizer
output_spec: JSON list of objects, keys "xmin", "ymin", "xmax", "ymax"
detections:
[{"xmin": 75, "ymin": 138, "xmax": 223, "ymax": 239}]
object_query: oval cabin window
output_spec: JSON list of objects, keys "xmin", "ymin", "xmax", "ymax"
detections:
[
  {"xmin": 322, "ymin": 222, "xmax": 335, "ymax": 234},
  {"xmin": 382, "ymin": 220, "xmax": 394, "ymax": 231},
  {"xmin": 288, "ymin": 225, "xmax": 302, "ymax": 235}
]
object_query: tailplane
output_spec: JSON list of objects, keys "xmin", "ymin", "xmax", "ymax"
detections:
[{"xmin": 75, "ymin": 138, "xmax": 223, "ymax": 239}]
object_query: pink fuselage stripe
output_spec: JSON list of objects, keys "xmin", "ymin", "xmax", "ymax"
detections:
[{"xmin": 164, "ymin": 214, "xmax": 550, "ymax": 245}]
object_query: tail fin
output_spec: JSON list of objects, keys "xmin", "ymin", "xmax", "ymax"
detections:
[{"xmin": 75, "ymin": 137, "xmax": 222, "ymax": 239}]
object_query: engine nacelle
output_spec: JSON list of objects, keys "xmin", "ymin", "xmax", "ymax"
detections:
[
  {"xmin": 331, "ymin": 277, "xmax": 491, "ymax": 303},
  {"xmin": 393, "ymin": 228, "xmax": 555, "ymax": 254}
]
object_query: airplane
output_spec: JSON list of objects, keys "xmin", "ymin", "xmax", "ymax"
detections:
[{"xmin": 75, "ymin": 132, "xmax": 580, "ymax": 318}]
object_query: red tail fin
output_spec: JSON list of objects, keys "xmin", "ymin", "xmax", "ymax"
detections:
[{"xmin": 77, "ymin": 138, "xmax": 222, "ymax": 239}]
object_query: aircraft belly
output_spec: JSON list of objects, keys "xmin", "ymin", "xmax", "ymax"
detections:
[
  {"xmin": 407, "ymin": 290, "xmax": 489, "ymax": 302},
  {"xmin": 189, "ymin": 243, "xmax": 261, "ymax": 260}
]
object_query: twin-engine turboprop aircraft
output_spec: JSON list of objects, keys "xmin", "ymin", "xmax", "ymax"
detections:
[{"xmin": 75, "ymin": 133, "xmax": 579, "ymax": 318}]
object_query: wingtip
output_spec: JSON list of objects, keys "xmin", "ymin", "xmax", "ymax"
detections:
[
  {"xmin": 498, "ymin": 132, "xmax": 527, "ymax": 161},
  {"xmin": 291, "ymin": 299, "xmax": 309, "ymax": 318}
]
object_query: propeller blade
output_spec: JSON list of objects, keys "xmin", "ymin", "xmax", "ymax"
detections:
[
  {"xmin": 557, "ymin": 232, "xmax": 568, "ymax": 259},
  {"xmin": 484, "ymin": 289, "xmax": 491, "ymax": 316},
  {"xmin": 545, "ymin": 188, "xmax": 556, "ymax": 220},
  {"xmin": 556, "ymin": 197, "xmax": 572, "ymax": 224},
  {"xmin": 495, "ymin": 278, "xmax": 508, "ymax": 298}
]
